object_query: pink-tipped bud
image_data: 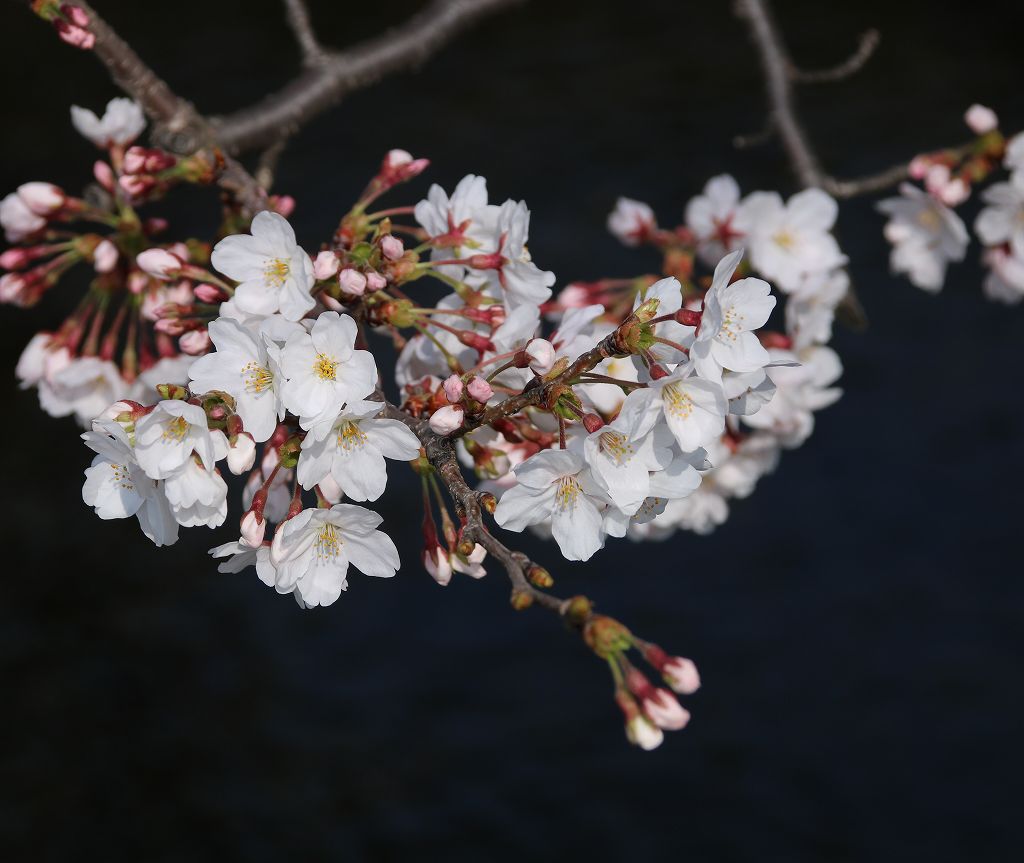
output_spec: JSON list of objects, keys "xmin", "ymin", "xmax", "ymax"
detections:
[
  {"xmin": 582, "ymin": 413, "xmax": 604, "ymax": 433},
  {"xmin": 55, "ymin": 19, "xmax": 95, "ymax": 49},
  {"xmin": 428, "ymin": 404, "xmax": 464, "ymax": 435},
  {"xmin": 93, "ymin": 160, "xmax": 115, "ymax": 191},
  {"xmin": 642, "ymin": 689, "xmax": 690, "ymax": 731},
  {"xmin": 179, "ymin": 329, "xmax": 211, "ymax": 356},
  {"xmin": 365, "ymin": 271, "xmax": 387, "ymax": 292},
  {"xmin": 381, "ymin": 235, "xmax": 404, "ymax": 261},
  {"xmin": 380, "ymin": 149, "xmax": 430, "ymax": 186},
  {"xmin": 193, "ymin": 283, "xmax": 226, "ymax": 303},
  {"xmin": 313, "ymin": 250, "xmax": 340, "ymax": 280},
  {"xmin": 122, "ymin": 147, "xmax": 148, "ymax": 175},
  {"xmin": 525, "ymin": 338, "xmax": 556, "ymax": 375},
  {"xmin": 339, "ymin": 268, "xmax": 367, "ymax": 296},
  {"xmin": 240, "ymin": 510, "xmax": 266, "ymax": 547},
  {"xmin": 1, "ymin": 248, "xmax": 35, "ymax": 270},
  {"xmin": 626, "ymin": 714, "xmax": 664, "ymax": 751},
  {"xmin": 423, "ymin": 546, "xmax": 453, "ymax": 586},
  {"xmin": 17, "ymin": 182, "xmax": 65, "ymax": 215},
  {"xmin": 466, "ymin": 376, "xmax": 493, "ymax": 403},
  {"xmin": 153, "ymin": 317, "xmax": 186, "ymax": 336},
  {"xmin": 270, "ymin": 195, "xmax": 296, "ymax": 218},
  {"xmin": 443, "ymin": 374, "xmax": 464, "ymax": 403},
  {"xmin": 62, "ymin": 4, "xmax": 90, "ymax": 26},
  {"xmin": 228, "ymin": 433, "xmax": 257, "ymax": 476},
  {"xmin": 661, "ymin": 656, "xmax": 701, "ymax": 695},
  {"xmin": 93, "ymin": 238, "xmax": 119, "ymax": 273},
  {"xmin": 136, "ymin": 248, "xmax": 183, "ymax": 280},
  {"xmin": 939, "ymin": 177, "xmax": 970, "ymax": 206},
  {"xmin": 965, "ymin": 103, "xmax": 998, "ymax": 135}
]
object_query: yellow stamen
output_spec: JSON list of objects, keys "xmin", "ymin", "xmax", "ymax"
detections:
[
  {"xmin": 313, "ymin": 353, "xmax": 339, "ymax": 381},
  {"xmin": 314, "ymin": 523, "xmax": 343, "ymax": 561},
  {"xmin": 598, "ymin": 430, "xmax": 636, "ymax": 465},
  {"xmin": 263, "ymin": 257, "xmax": 291, "ymax": 288},
  {"xmin": 336, "ymin": 421, "xmax": 368, "ymax": 452},
  {"xmin": 242, "ymin": 361, "xmax": 274, "ymax": 394},
  {"xmin": 663, "ymin": 383, "xmax": 694, "ymax": 420},
  {"xmin": 162, "ymin": 415, "xmax": 189, "ymax": 442},
  {"xmin": 555, "ymin": 476, "xmax": 582, "ymax": 512}
]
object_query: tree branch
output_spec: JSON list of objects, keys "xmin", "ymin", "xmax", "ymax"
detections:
[
  {"xmin": 282, "ymin": 0, "xmax": 327, "ymax": 68},
  {"xmin": 211, "ymin": 0, "xmax": 525, "ymax": 154},
  {"xmin": 790, "ymin": 29, "xmax": 880, "ymax": 84}
]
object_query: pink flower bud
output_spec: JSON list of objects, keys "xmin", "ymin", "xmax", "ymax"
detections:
[
  {"xmin": 127, "ymin": 271, "xmax": 149, "ymax": 294},
  {"xmin": 424, "ymin": 547, "xmax": 453, "ymax": 586},
  {"xmin": 93, "ymin": 238, "xmax": 119, "ymax": 273},
  {"xmin": 939, "ymin": 177, "xmax": 970, "ymax": 206},
  {"xmin": 662, "ymin": 656, "xmax": 701, "ymax": 695},
  {"xmin": 525, "ymin": 338, "xmax": 556, "ymax": 375},
  {"xmin": 55, "ymin": 20, "xmax": 95, "ymax": 50},
  {"xmin": 119, "ymin": 174, "xmax": 155, "ymax": 197},
  {"xmin": 626, "ymin": 715, "xmax": 664, "ymax": 751},
  {"xmin": 556, "ymin": 284, "xmax": 591, "ymax": 308},
  {"xmin": 228, "ymin": 433, "xmax": 258, "ymax": 476},
  {"xmin": 384, "ymin": 149, "xmax": 412, "ymax": 169},
  {"xmin": 380, "ymin": 150, "xmax": 430, "ymax": 185},
  {"xmin": 179, "ymin": 329, "xmax": 211, "ymax": 355},
  {"xmin": 240, "ymin": 509, "xmax": 266, "ymax": 547},
  {"xmin": 443, "ymin": 374, "xmax": 464, "ymax": 403},
  {"xmin": 136, "ymin": 248, "xmax": 182, "ymax": 280},
  {"xmin": 123, "ymin": 147, "xmax": 148, "ymax": 175},
  {"xmin": 965, "ymin": 103, "xmax": 998, "ymax": 135},
  {"xmin": 193, "ymin": 283, "xmax": 225, "ymax": 303},
  {"xmin": 153, "ymin": 317, "xmax": 185, "ymax": 336},
  {"xmin": 365, "ymin": 271, "xmax": 387, "ymax": 292},
  {"xmin": 428, "ymin": 404, "xmax": 464, "ymax": 435},
  {"xmin": 338, "ymin": 268, "xmax": 367, "ymax": 296},
  {"xmin": 466, "ymin": 376, "xmax": 493, "ymax": 403},
  {"xmin": 641, "ymin": 689, "xmax": 690, "ymax": 730},
  {"xmin": 62, "ymin": 4, "xmax": 90, "ymax": 27},
  {"xmin": 93, "ymin": 160, "xmax": 115, "ymax": 191},
  {"xmin": 313, "ymin": 250, "xmax": 340, "ymax": 280},
  {"xmin": 17, "ymin": 182, "xmax": 65, "ymax": 215},
  {"xmin": 381, "ymin": 235, "xmax": 404, "ymax": 261},
  {"xmin": 0, "ymin": 248, "xmax": 32, "ymax": 270},
  {"xmin": 270, "ymin": 195, "xmax": 295, "ymax": 218}
]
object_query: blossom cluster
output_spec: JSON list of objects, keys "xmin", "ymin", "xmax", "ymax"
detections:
[
  {"xmin": 877, "ymin": 103, "xmax": 1024, "ymax": 302},
  {"xmin": 2, "ymin": 97, "xmax": 854, "ymax": 748}
]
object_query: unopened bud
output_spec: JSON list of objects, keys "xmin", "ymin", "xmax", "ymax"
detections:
[
  {"xmin": 240, "ymin": 510, "xmax": 266, "ymax": 547},
  {"xmin": 136, "ymin": 248, "xmax": 183, "ymax": 280},
  {"xmin": 479, "ymin": 492, "xmax": 497, "ymax": 514},
  {"xmin": 466, "ymin": 376, "xmax": 493, "ymax": 403},
  {"xmin": 365, "ymin": 271, "xmax": 387, "ymax": 292},
  {"xmin": 339, "ymin": 268, "xmax": 367, "ymax": 296},
  {"xmin": 965, "ymin": 103, "xmax": 998, "ymax": 135},
  {"xmin": 524, "ymin": 338, "xmax": 556, "ymax": 375},
  {"xmin": 17, "ymin": 182, "xmax": 65, "ymax": 215},
  {"xmin": 510, "ymin": 590, "xmax": 534, "ymax": 611},
  {"xmin": 226, "ymin": 433, "xmax": 257, "ymax": 475},
  {"xmin": 442, "ymin": 374, "xmax": 464, "ymax": 403},
  {"xmin": 193, "ymin": 283, "xmax": 226, "ymax": 303},
  {"xmin": 527, "ymin": 565, "xmax": 554, "ymax": 588},
  {"xmin": 92, "ymin": 239, "xmax": 119, "ymax": 273},
  {"xmin": 380, "ymin": 235, "xmax": 404, "ymax": 261},
  {"xmin": 582, "ymin": 413, "xmax": 604, "ymax": 433},
  {"xmin": 428, "ymin": 404, "xmax": 464, "ymax": 435},
  {"xmin": 179, "ymin": 329, "xmax": 211, "ymax": 355},
  {"xmin": 313, "ymin": 250, "xmax": 340, "ymax": 280},
  {"xmin": 674, "ymin": 308, "xmax": 702, "ymax": 327}
]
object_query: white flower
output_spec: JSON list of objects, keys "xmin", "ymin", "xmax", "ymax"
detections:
[
  {"xmin": 603, "ymin": 448, "xmax": 703, "ymax": 538},
  {"xmin": 163, "ymin": 454, "xmax": 229, "ymax": 528},
  {"xmin": 70, "ymin": 97, "xmax": 146, "ymax": 148},
  {"xmin": 627, "ymin": 367, "xmax": 727, "ymax": 452},
  {"xmin": 685, "ymin": 174, "xmax": 744, "ymax": 264},
  {"xmin": 297, "ymin": 399, "xmax": 421, "ymax": 501},
  {"xmin": 876, "ymin": 183, "xmax": 968, "ymax": 292},
  {"xmin": 736, "ymin": 188, "xmax": 846, "ymax": 291},
  {"xmin": 494, "ymin": 446, "xmax": 608, "ymax": 561},
  {"xmin": 211, "ymin": 211, "xmax": 315, "ymax": 321},
  {"xmin": 81, "ymin": 420, "xmax": 179, "ymax": 546},
  {"xmin": 209, "ymin": 541, "xmax": 277, "ymax": 587},
  {"xmin": 270, "ymin": 504, "xmax": 400, "ymax": 608},
  {"xmin": 982, "ymin": 246, "xmax": 1024, "ymax": 304},
  {"xmin": 582, "ymin": 394, "xmax": 674, "ymax": 514},
  {"xmin": 975, "ymin": 169, "xmax": 1024, "ymax": 259},
  {"xmin": 38, "ymin": 356, "xmax": 127, "ymax": 427},
  {"xmin": 16, "ymin": 332, "xmax": 52, "ymax": 389},
  {"xmin": 629, "ymin": 277, "xmax": 694, "ymax": 372},
  {"xmin": 785, "ymin": 269, "xmax": 848, "ymax": 349},
  {"xmin": 415, "ymin": 174, "xmax": 495, "ymax": 247},
  {"xmin": 280, "ymin": 311, "xmax": 378, "ymax": 431},
  {"xmin": 744, "ymin": 346, "xmax": 842, "ymax": 447},
  {"xmin": 690, "ymin": 250, "xmax": 775, "ymax": 384},
  {"xmin": 607, "ymin": 197, "xmax": 656, "ymax": 247},
  {"xmin": 134, "ymin": 400, "xmax": 221, "ymax": 480},
  {"xmin": 1005, "ymin": 133, "xmax": 1024, "ymax": 172},
  {"xmin": 1, "ymin": 192, "xmax": 45, "ymax": 242},
  {"xmin": 188, "ymin": 317, "xmax": 284, "ymax": 443},
  {"xmin": 481, "ymin": 200, "xmax": 556, "ymax": 309}
]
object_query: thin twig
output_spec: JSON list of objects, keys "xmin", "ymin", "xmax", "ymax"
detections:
[
  {"xmin": 790, "ymin": 29, "xmax": 880, "ymax": 84},
  {"xmin": 211, "ymin": 0, "xmax": 525, "ymax": 153},
  {"xmin": 283, "ymin": 0, "xmax": 327, "ymax": 68}
]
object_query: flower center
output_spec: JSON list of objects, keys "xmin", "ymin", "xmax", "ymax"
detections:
[
  {"xmin": 263, "ymin": 257, "xmax": 291, "ymax": 288},
  {"xmin": 110, "ymin": 463, "xmax": 134, "ymax": 490},
  {"xmin": 242, "ymin": 361, "xmax": 274, "ymax": 394},
  {"xmin": 598, "ymin": 430, "xmax": 636, "ymax": 465},
  {"xmin": 162, "ymin": 415, "xmax": 189, "ymax": 442},
  {"xmin": 336, "ymin": 420, "xmax": 368, "ymax": 452},
  {"xmin": 313, "ymin": 353, "xmax": 339, "ymax": 381},
  {"xmin": 555, "ymin": 475, "xmax": 582, "ymax": 511},
  {"xmin": 917, "ymin": 208, "xmax": 941, "ymax": 231},
  {"xmin": 772, "ymin": 229, "xmax": 796, "ymax": 250},
  {"xmin": 719, "ymin": 305, "xmax": 743, "ymax": 342},
  {"xmin": 314, "ymin": 523, "xmax": 343, "ymax": 561},
  {"xmin": 663, "ymin": 383, "xmax": 694, "ymax": 420}
]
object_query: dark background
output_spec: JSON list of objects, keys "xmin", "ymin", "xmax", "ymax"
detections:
[{"xmin": 1, "ymin": 1, "xmax": 1021, "ymax": 860}]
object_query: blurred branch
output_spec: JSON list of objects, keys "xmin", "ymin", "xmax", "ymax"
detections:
[
  {"xmin": 282, "ymin": 0, "xmax": 327, "ymax": 68},
  {"xmin": 211, "ymin": 0, "xmax": 525, "ymax": 154},
  {"xmin": 790, "ymin": 28, "xmax": 880, "ymax": 83},
  {"xmin": 22, "ymin": 1, "xmax": 268, "ymax": 214}
]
